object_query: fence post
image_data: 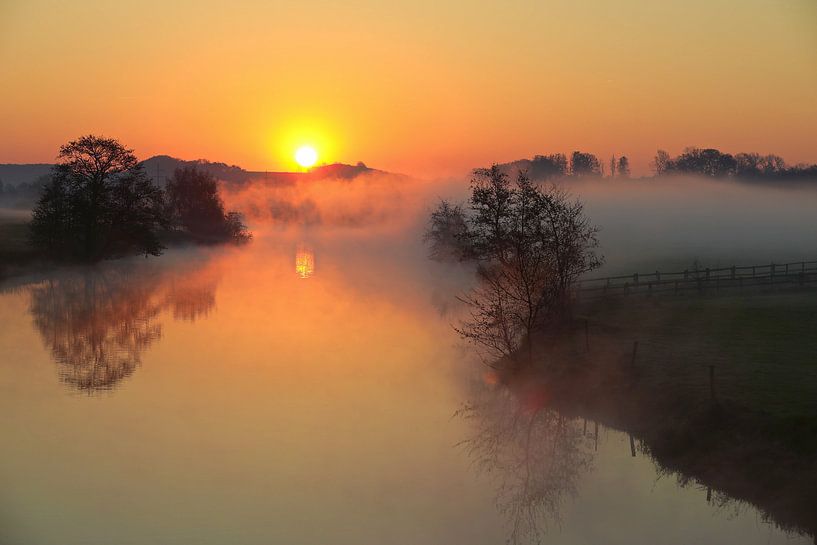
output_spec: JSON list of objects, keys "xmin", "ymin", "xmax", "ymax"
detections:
[
  {"xmin": 629, "ymin": 434, "xmax": 636, "ymax": 457},
  {"xmin": 594, "ymin": 421, "xmax": 599, "ymax": 452}
]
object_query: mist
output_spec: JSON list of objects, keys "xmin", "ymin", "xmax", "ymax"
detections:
[{"xmin": 218, "ymin": 172, "xmax": 817, "ymax": 280}]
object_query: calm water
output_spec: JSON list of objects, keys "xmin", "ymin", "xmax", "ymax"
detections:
[{"xmin": 1, "ymin": 178, "xmax": 816, "ymax": 544}]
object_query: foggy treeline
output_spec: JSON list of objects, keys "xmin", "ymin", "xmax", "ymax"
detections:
[{"xmin": 497, "ymin": 148, "xmax": 817, "ymax": 182}]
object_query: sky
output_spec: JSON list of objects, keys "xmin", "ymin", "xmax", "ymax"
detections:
[{"xmin": 1, "ymin": 0, "xmax": 816, "ymax": 177}]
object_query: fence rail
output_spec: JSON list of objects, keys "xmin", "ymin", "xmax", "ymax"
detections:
[{"xmin": 574, "ymin": 260, "xmax": 817, "ymax": 299}]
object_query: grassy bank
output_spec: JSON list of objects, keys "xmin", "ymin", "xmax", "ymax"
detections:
[
  {"xmin": 503, "ymin": 290, "xmax": 817, "ymax": 540},
  {"xmin": 0, "ymin": 215, "xmax": 235, "ymax": 282}
]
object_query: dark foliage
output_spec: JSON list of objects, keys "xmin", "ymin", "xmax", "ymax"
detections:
[
  {"xmin": 653, "ymin": 147, "xmax": 817, "ymax": 180},
  {"xmin": 569, "ymin": 151, "xmax": 601, "ymax": 177},
  {"xmin": 29, "ymin": 135, "xmax": 167, "ymax": 261},
  {"xmin": 424, "ymin": 200, "xmax": 470, "ymax": 261},
  {"xmin": 165, "ymin": 166, "xmax": 252, "ymax": 243},
  {"xmin": 528, "ymin": 154, "xmax": 568, "ymax": 180},
  {"xmin": 616, "ymin": 156, "xmax": 630, "ymax": 178},
  {"xmin": 427, "ymin": 166, "xmax": 602, "ymax": 361}
]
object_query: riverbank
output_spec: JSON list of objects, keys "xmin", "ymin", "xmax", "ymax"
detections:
[
  {"xmin": 498, "ymin": 291, "xmax": 817, "ymax": 541},
  {"xmin": 0, "ymin": 216, "xmax": 241, "ymax": 283}
]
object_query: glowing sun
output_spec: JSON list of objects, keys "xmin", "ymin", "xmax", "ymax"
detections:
[{"xmin": 295, "ymin": 145, "xmax": 318, "ymax": 168}]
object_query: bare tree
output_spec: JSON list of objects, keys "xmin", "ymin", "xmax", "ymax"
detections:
[{"xmin": 432, "ymin": 168, "xmax": 602, "ymax": 364}]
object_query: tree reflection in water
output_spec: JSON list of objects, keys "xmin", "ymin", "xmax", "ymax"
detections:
[
  {"xmin": 457, "ymin": 378, "xmax": 594, "ymax": 545},
  {"xmin": 28, "ymin": 261, "xmax": 219, "ymax": 393}
]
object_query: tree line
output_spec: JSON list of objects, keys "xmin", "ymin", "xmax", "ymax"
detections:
[
  {"xmin": 652, "ymin": 147, "xmax": 817, "ymax": 180},
  {"xmin": 515, "ymin": 152, "xmax": 630, "ymax": 180},
  {"xmin": 507, "ymin": 148, "xmax": 817, "ymax": 181},
  {"xmin": 30, "ymin": 135, "xmax": 251, "ymax": 261}
]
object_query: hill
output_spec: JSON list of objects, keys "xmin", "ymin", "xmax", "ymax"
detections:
[{"xmin": 0, "ymin": 156, "xmax": 385, "ymax": 189}]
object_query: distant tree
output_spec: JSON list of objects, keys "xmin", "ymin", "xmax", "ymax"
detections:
[
  {"xmin": 569, "ymin": 152, "xmax": 601, "ymax": 177},
  {"xmin": 609, "ymin": 156, "xmax": 617, "ymax": 178},
  {"xmin": 736, "ymin": 152, "xmax": 788, "ymax": 178},
  {"xmin": 652, "ymin": 150, "xmax": 673, "ymax": 175},
  {"xmin": 166, "ymin": 166, "xmax": 251, "ymax": 243},
  {"xmin": 674, "ymin": 147, "xmax": 736, "ymax": 177},
  {"xmin": 528, "ymin": 154, "xmax": 568, "ymax": 180},
  {"xmin": 29, "ymin": 135, "xmax": 167, "ymax": 260},
  {"xmin": 617, "ymin": 156, "xmax": 630, "ymax": 178},
  {"xmin": 424, "ymin": 200, "xmax": 470, "ymax": 261}
]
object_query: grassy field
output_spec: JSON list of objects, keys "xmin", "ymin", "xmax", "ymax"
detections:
[
  {"xmin": 510, "ymin": 290, "xmax": 817, "ymax": 539},
  {"xmin": 0, "ymin": 216, "xmax": 39, "ymax": 269},
  {"xmin": 576, "ymin": 290, "xmax": 817, "ymax": 420}
]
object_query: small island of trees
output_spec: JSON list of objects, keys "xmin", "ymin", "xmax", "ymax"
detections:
[{"xmin": 29, "ymin": 135, "xmax": 250, "ymax": 261}]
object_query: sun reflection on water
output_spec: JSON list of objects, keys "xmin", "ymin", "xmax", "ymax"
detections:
[{"xmin": 295, "ymin": 246, "xmax": 315, "ymax": 279}]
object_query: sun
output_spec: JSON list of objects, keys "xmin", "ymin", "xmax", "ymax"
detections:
[{"xmin": 295, "ymin": 145, "xmax": 318, "ymax": 168}]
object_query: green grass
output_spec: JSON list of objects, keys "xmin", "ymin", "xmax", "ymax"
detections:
[
  {"xmin": 521, "ymin": 290, "xmax": 817, "ymax": 538},
  {"xmin": 576, "ymin": 290, "xmax": 817, "ymax": 420}
]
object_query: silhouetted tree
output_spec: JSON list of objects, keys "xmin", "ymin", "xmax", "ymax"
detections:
[
  {"xmin": 29, "ymin": 135, "xmax": 167, "ymax": 260},
  {"xmin": 609, "ymin": 156, "xmax": 617, "ymax": 178},
  {"xmin": 468, "ymin": 165, "xmax": 515, "ymax": 262},
  {"xmin": 430, "ymin": 167, "xmax": 602, "ymax": 362},
  {"xmin": 569, "ymin": 152, "xmax": 601, "ymax": 177},
  {"xmin": 617, "ymin": 156, "xmax": 630, "ymax": 178},
  {"xmin": 674, "ymin": 147, "xmax": 737, "ymax": 177},
  {"xmin": 528, "ymin": 154, "xmax": 568, "ymax": 180},
  {"xmin": 166, "ymin": 166, "xmax": 251, "ymax": 243},
  {"xmin": 424, "ymin": 200, "xmax": 470, "ymax": 261},
  {"xmin": 735, "ymin": 152, "xmax": 788, "ymax": 178},
  {"xmin": 652, "ymin": 150, "xmax": 673, "ymax": 175}
]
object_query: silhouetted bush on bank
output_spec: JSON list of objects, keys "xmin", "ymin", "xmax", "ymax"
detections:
[{"xmin": 166, "ymin": 166, "xmax": 251, "ymax": 244}]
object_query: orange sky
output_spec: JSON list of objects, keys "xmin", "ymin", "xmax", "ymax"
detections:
[{"xmin": 1, "ymin": 0, "xmax": 815, "ymax": 177}]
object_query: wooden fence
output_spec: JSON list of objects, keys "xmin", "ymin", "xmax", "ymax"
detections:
[{"xmin": 574, "ymin": 260, "xmax": 817, "ymax": 299}]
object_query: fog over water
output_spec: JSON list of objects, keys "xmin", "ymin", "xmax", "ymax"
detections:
[{"xmin": 0, "ymin": 173, "xmax": 814, "ymax": 544}]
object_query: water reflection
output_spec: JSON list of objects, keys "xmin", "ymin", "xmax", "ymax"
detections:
[
  {"xmin": 295, "ymin": 245, "xmax": 315, "ymax": 278},
  {"xmin": 458, "ymin": 377, "xmax": 594, "ymax": 544},
  {"xmin": 453, "ymin": 299, "xmax": 817, "ymax": 544},
  {"xmin": 27, "ymin": 260, "xmax": 219, "ymax": 393}
]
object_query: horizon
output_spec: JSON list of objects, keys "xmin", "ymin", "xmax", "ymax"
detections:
[{"xmin": 2, "ymin": 1, "xmax": 816, "ymax": 177}]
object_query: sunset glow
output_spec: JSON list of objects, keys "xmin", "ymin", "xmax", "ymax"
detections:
[{"xmin": 1, "ymin": 1, "xmax": 815, "ymax": 176}]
